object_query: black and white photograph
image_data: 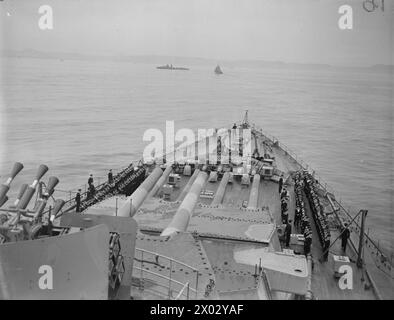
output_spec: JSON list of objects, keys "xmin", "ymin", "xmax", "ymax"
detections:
[{"xmin": 0, "ymin": 0, "xmax": 393, "ymax": 305}]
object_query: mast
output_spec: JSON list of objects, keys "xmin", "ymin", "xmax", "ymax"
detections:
[{"xmin": 242, "ymin": 110, "xmax": 249, "ymax": 128}]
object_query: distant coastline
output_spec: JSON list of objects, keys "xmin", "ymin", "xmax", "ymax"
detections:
[{"xmin": 1, "ymin": 49, "xmax": 393, "ymax": 73}]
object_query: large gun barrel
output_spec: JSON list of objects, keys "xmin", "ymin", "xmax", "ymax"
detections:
[
  {"xmin": 211, "ymin": 172, "xmax": 230, "ymax": 207},
  {"xmin": 161, "ymin": 171, "xmax": 207, "ymax": 236},
  {"xmin": 0, "ymin": 162, "xmax": 24, "ymax": 203},
  {"xmin": 176, "ymin": 168, "xmax": 200, "ymax": 201},
  {"xmin": 117, "ymin": 167, "xmax": 163, "ymax": 217},
  {"xmin": 147, "ymin": 165, "xmax": 172, "ymax": 198},
  {"xmin": 16, "ymin": 164, "xmax": 48, "ymax": 210}
]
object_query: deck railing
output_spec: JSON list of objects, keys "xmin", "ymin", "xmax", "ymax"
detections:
[
  {"xmin": 259, "ymin": 268, "xmax": 273, "ymax": 300},
  {"xmin": 52, "ymin": 164, "xmax": 132, "ymax": 204},
  {"xmin": 250, "ymin": 123, "xmax": 393, "ymax": 274},
  {"xmin": 175, "ymin": 282, "xmax": 191, "ymax": 300},
  {"xmin": 132, "ymin": 247, "xmax": 199, "ymax": 300},
  {"xmin": 41, "ymin": 162, "xmax": 142, "ymax": 218}
]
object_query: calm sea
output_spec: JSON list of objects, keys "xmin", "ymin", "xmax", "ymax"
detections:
[{"xmin": 0, "ymin": 56, "xmax": 392, "ymax": 253}]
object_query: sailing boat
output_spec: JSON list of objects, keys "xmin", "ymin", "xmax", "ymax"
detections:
[{"xmin": 214, "ymin": 65, "xmax": 223, "ymax": 74}]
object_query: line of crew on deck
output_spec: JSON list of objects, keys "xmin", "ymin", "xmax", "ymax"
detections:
[
  {"xmin": 279, "ymin": 174, "xmax": 293, "ymax": 249},
  {"xmin": 303, "ymin": 172, "xmax": 331, "ymax": 261},
  {"xmin": 279, "ymin": 174, "xmax": 290, "ymax": 225},
  {"xmin": 293, "ymin": 171, "xmax": 313, "ymax": 256}
]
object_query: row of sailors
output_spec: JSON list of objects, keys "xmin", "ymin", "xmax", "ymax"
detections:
[
  {"xmin": 279, "ymin": 175, "xmax": 290, "ymax": 223},
  {"xmin": 293, "ymin": 171, "xmax": 313, "ymax": 256},
  {"xmin": 278, "ymin": 175, "xmax": 292, "ymax": 247},
  {"xmin": 303, "ymin": 172, "xmax": 331, "ymax": 261},
  {"xmin": 294, "ymin": 171, "xmax": 332, "ymax": 261}
]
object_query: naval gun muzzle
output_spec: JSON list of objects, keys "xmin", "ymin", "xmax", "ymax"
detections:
[
  {"xmin": 45, "ymin": 176, "xmax": 59, "ymax": 198},
  {"xmin": 0, "ymin": 162, "xmax": 24, "ymax": 205},
  {"xmin": 16, "ymin": 164, "xmax": 48, "ymax": 210}
]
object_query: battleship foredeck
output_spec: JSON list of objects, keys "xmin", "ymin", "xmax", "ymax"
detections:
[{"xmin": 1, "ymin": 113, "xmax": 392, "ymax": 300}]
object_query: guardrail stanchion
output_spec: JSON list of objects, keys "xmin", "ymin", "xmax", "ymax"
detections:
[
  {"xmin": 169, "ymin": 259, "xmax": 173, "ymax": 299},
  {"xmin": 195, "ymin": 271, "xmax": 199, "ymax": 299},
  {"xmin": 140, "ymin": 250, "xmax": 144, "ymax": 289}
]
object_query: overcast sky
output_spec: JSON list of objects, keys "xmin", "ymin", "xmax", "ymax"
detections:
[{"xmin": 0, "ymin": 0, "xmax": 392, "ymax": 66}]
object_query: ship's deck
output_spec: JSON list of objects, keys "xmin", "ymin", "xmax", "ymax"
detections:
[{"xmin": 83, "ymin": 129, "xmax": 389, "ymax": 300}]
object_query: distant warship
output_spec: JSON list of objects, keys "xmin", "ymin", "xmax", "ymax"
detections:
[
  {"xmin": 214, "ymin": 65, "xmax": 223, "ymax": 74},
  {"xmin": 156, "ymin": 64, "xmax": 189, "ymax": 71}
]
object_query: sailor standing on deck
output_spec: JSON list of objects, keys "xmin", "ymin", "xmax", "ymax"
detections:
[
  {"xmin": 322, "ymin": 235, "xmax": 330, "ymax": 262},
  {"xmin": 282, "ymin": 207, "xmax": 289, "ymax": 224},
  {"xmin": 89, "ymin": 183, "xmax": 96, "ymax": 198},
  {"xmin": 88, "ymin": 174, "xmax": 94, "ymax": 187},
  {"xmin": 108, "ymin": 169, "xmax": 113, "ymax": 184},
  {"xmin": 281, "ymin": 199, "xmax": 289, "ymax": 223},
  {"xmin": 281, "ymin": 187, "xmax": 289, "ymax": 202},
  {"xmin": 278, "ymin": 174, "xmax": 284, "ymax": 193},
  {"xmin": 301, "ymin": 214, "xmax": 307, "ymax": 233},
  {"xmin": 281, "ymin": 198, "xmax": 288, "ymax": 213},
  {"xmin": 285, "ymin": 220, "xmax": 292, "ymax": 247},
  {"xmin": 341, "ymin": 223, "xmax": 350, "ymax": 253},
  {"xmin": 304, "ymin": 230, "xmax": 312, "ymax": 256},
  {"xmin": 294, "ymin": 207, "xmax": 301, "ymax": 230},
  {"xmin": 75, "ymin": 189, "xmax": 81, "ymax": 212},
  {"xmin": 280, "ymin": 187, "xmax": 286, "ymax": 200}
]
